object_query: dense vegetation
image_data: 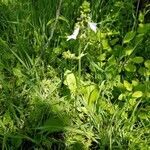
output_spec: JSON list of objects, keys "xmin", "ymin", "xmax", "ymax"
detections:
[{"xmin": 0, "ymin": 0, "xmax": 150, "ymax": 149}]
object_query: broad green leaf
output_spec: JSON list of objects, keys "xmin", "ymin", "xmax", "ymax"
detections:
[
  {"xmin": 118, "ymin": 93, "xmax": 125, "ymax": 100},
  {"xmin": 123, "ymin": 31, "xmax": 136, "ymax": 44},
  {"xmin": 146, "ymin": 92, "xmax": 150, "ymax": 98},
  {"xmin": 138, "ymin": 67, "xmax": 146, "ymax": 76},
  {"xmin": 125, "ymin": 63, "xmax": 136, "ymax": 72},
  {"xmin": 146, "ymin": 70, "xmax": 150, "ymax": 76},
  {"xmin": 138, "ymin": 23, "xmax": 150, "ymax": 34},
  {"xmin": 132, "ymin": 80, "xmax": 139, "ymax": 86},
  {"xmin": 144, "ymin": 60, "xmax": 150, "ymax": 69},
  {"xmin": 53, "ymin": 47, "xmax": 62, "ymax": 55},
  {"xmin": 88, "ymin": 87, "xmax": 99, "ymax": 105},
  {"xmin": 64, "ymin": 70, "xmax": 77, "ymax": 94},
  {"xmin": 129, "ymin": 98, "xmax": 136, "ymax": 106},
  {"xmin": 132, "ymin": 57, "xmax": 144, "ymax": 64},
  {"xmin": 98, "ymin": 53, "xmax": 106, "ymax": 61},
  {"xmin": 124, "ymin": 46, "xmax": 134, "ymax": 56},
  {"xmin": 132, "ymin": 91, "xmax": 143, "ymax": 98},
  {"xmin": 121, "ymin": 111, "xmax": 128, "ymax": 119},
  {"xmin": 134, "ymin": 33, "xmax": 144, "ymax": 43},
  {"xmin": 13, "ymin": 68, "xmax": 23, "ymax": 78},
  {"xmin": 108, "ymin": 56, "xmax": 116, "ymax": 65},
  {"xmin": 124, "ymin": 80, "xmax": 132, "ymax": 91},
  {"xmin": 82, "ymin": 84, "xmax": 99, "ymax": 106},
  {"xmin": 116, "ymin": 82, "xmax": 124, "ymax": 89},
  {"xmin": 102, "ymin": 39, "xmax": 111, "ymax": 51},
  {"xmin": 138, "ymin": 68, "xmax": 150, "ymax": 76},
  {"xmin": 138, "ymin": 112, "xmax": 149, "ymax": 120},
  {"xmin": 37, "ymin": 115, "xmax": 69, "ymax": 132}
]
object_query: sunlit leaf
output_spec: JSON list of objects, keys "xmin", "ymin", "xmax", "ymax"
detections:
[
  {"xmin": 138, "ymin": 67, "xmax": 146, "ymax": 76},
  {"xmin": 138, "ymin": 112, "xmax": 149, "ymax": 120},
  {"xmin": 118, "ymin": 93, "xmax": 125, "ymax": 100},
  {"xmin": 123, "ymin": 31, "xmax": 136, "ymax": 44},
  {"xmin": 132, "ymin": 91, "xmax": 143, "ymax": 98},
  {"xmin": 129, "ymin": 98, "xmax": 136, "ymax": 106},
  {"xmin": 144, "ymin": 60, "xmax": 150, "ymax": 69},
  {"xmin": 132, "ymin": 57, "xmax": 144, "ymax": 64},
  {"xmin": 102, "ymin": 39, "xmax": 111, "ymax": 51},
  {"xmin": 138, "ymin": 11, "xmax": 144, "ymax": 23},
  {"xmin": 124, "ymin": 80, "xmax": 132, "ymax": 91},
  {"xmin": 82, "ymin": 84, "xmax": 99, "ymax": 106},
  {"xmin": 88, "ymin": 87, "xmax": 99, "ymax": 105},
  {"xmin": 124, "ymin": 46, "xmax": 134, "ymax": 56},
  {"xmin": 138, "ymin": 23, "xmax": 150, "ymax": 34},
  {"xmin": 125, "ymin": 63, "xmax": 136, "ymax": 72},
  {"xmin": 132, "ymin": 80, "xmax": 139, "ymax": 87},
  {"xmin": 146, "ymin": 92, "xmax": 150, "ymax": 98},
  {"xmin": 98, "ymin": 53, "xmax": 106, "ymax": 61},
  {"xmin": 64, "ymin": 70, "xmax": 77, "ymax": 94}
]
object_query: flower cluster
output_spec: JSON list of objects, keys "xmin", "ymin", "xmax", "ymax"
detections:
[
  {"xmin": 67, "ymin": 22, "xmax": 97, "ymax": 41},
  {"xmin": 67, "ymin": 1, "xmax": 97, "ymax": 41}
]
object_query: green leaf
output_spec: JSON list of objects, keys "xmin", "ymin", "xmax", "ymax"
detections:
[
  {"xmin": 58, "ymin": 16, "xmax": 69, "ymax": 25},
  {"xmin": 88, "ymin": 87, "xmax": 99, "ymax": 105},
  {"xmin": 37, "ymin": 115, "xmax": 69, "ymax": 133},
  {"xmin": 132, "ymin": 80, "xmax": 139, "ymax": 86},
  {"xmin": 124, "ymin": 46, "xmax": 134, "ymax": 56},
  {"xmin": 138, "ymin": 112, "xmax": 149, "ymax": 120},
  {"xmin": 146, "ymin": 92, "xmax": 150, "ymax": 98},
  {"xmin": 132, "ymin": 57, "xmax": 144, "ymax": 64},
  {"xmin": 98, "ymin": 53, "xmax": 106, "ymax": 61},
  {"xmin": 138, "ymin": 11, "xmax": 144, "ymax": 23},
  {"xmin": 138, "ymin": 23, "xmax": 150, "ymax": 34},
  {"xmin": 102, "ymin": 39, "xmax": 111, "ymax": 51},
  {"xmin": 144, "ymin": 60, "xmax": 150, "ymax": 69},
  {"xmin": 125, "ymin": 63, "xmax": 136, "ymax": 72},
  {"xmin": 82, "ymin": 84, "xmax": 99, "ymax": 106},
  {"xmin": 134, "ymin": 33, "xmax": 144, "ymax": 44},
  {"xmin": 146, "ymin": 70, "xmax": 150, "ymax": 76},
  {"xmin": 110, "ymin": 38, "xmax": 119, "ymax": 45},
  {"xmin": 64, "ymin": 70, "xmax": 77, "ymax": 94},
  {"xmin": 123, "ymin": 31, "xmax": 136, "ymax": 44},
  {"xmin": 46, "ymin": 18, "xmax": 55, "ymax": 26},
  {"xmin": 13, "ymin": 68, "xmax": 23, "ymax": 78},
  {"xmin": 138, "ymin": 67, "xmax": 146, "ymax": 76},
  {"xmin": 108, "ymin": 56, "xmax": 116, "ymax": 65},
  {"xmin": 132, "ymin": 91, "xmax": 143, "ymax": 98},
  {"xmin": 129, "ymin": 98, "xmax": 136, "ymax": 106},
  {"xmin": 124, "ymin": 80, "xmax": 132, "ymax": 91},
  {"xmin": 118, "ymin": 94, "xmax": 125, "ymax": 100}
]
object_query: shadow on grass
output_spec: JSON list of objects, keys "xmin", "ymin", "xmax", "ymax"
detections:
[{"xmin": 0, "ymin": 96, "xmax": 70, "ymax": 149}]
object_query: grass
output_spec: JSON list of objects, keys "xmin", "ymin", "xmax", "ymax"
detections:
[{"xmin": 0, "ymin": 0, "xmax": 150, "ymax": 149}]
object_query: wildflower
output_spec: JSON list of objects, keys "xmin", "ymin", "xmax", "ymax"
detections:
[
  {"xmin": 67, "ymin": 27, "xmax": 80, "ymax": 41},
  {"xmin": 88, "ymin": 22, "xmax": 97, "ymax": 33}
]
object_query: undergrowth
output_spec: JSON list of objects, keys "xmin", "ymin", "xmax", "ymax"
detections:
[{"xmin": 0, "ymin": 0, "xmax": 150, "ymax": 149}]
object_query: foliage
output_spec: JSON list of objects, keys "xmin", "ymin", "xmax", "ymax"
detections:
[{"xmin": 0, "ymin": 0, "xmax": 150, "ymax": 149}]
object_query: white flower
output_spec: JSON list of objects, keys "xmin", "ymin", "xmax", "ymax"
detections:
[
  {"xmin": 88, "ymin": 22, "xmax": 97, "ymax": 33},
  {"xmin": 67, "ymin": 27, "xmax": 80, "ymax": 41}
]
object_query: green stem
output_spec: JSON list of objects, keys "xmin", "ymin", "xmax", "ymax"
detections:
[{"xmin": 78, "ymin": 44, "xmax": 81, "ymax": 81}]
